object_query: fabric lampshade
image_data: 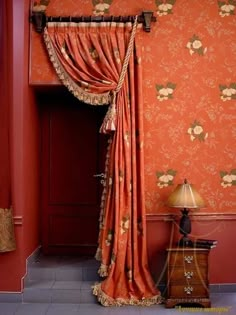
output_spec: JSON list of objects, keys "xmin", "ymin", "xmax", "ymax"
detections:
[{"xmin": 167, "ymin": 179, "xmax": 205, "ymax": 209}]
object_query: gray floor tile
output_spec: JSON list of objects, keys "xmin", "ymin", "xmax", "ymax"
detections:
[
  {"xmin": 14, "ymin": 303, "xmax": 50, "ymax": 315},
  {"xmin": 219, "ymin": 284, "xmax": 236, "ymax": 293},
  {"xmin": 0, "ymin": 298, "xmax": 236, "ymax": 315},
  {"xmin": 80, "ymin": 288, "xmax": 97, "ymax": 304},
  {"xmin": 57, "ymin": 257, "xmax": 87, "ymax": 268},
  {"xmin": 211, "ymin": 292, "xmax": 236, "ymax": 306},
  {"xmin": 27, "ymin": 268, "xmax": 56, "ymax": 281},
  {"xmin": 0, "ymin": 293, "xmax": 22, "ymax": 303},
  {"xmin": 46, "ymin": 303, "xmax": 79, "ymax": 315},
  {"xmin": 23, "ymin": 288, "xmax": 52, "ymax": 303},
  {"xmin": 25, "ymin": 280, "xmax": 55, "ymax": 289},
  {"xmin": 80, "ymin": 281, "xmax": 94, "ymax": 289},
  {"xmin": 52, "ymin": 281, "xmax": 82, "ymax": 290},
  {"xmin": 51, "ymin": 289, "xmax": 81, "ymax": 304},
  {"xmin": 80, "ymin": 258, "xmax": 100, "ymax": 267},
  {"xmin": 106, "ymin": 305, "xmax": 142, "ymax": 315},
  {"xmin": 55, "ymin": 269, "xmax": 83, "ymax": 281},
  {"xmin": 0, "ymin": 303, "xmax": 20, "ymax": 315},
  {"xmin": 82, "ymin": 267, "xmax": 101, "ymax": 281},
  {"xmin": 78, "ymin": 303, "xmax": 109, "ymax": 315}
]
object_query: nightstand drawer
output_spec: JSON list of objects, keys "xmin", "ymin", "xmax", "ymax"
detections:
[
  {"xmin": 169, "ymin": 251, "xmax": 208, "ymax": 266},
  {"xmin": 168, "ymin": 284, "xmax": 209, "ymax": 298},
  {"xmin": 166, "ymin": 248, "xmax": 211, "ymax": 308},
  {"xmin": 169, "ymin": 266, "xmax": 208, "ymax": 282}
]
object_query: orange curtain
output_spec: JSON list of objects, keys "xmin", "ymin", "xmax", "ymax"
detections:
[{"xmin": 44, "ymin": 21, "xmax": 162, "ymax": 306}]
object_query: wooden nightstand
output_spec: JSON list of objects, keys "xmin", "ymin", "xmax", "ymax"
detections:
[{"xmin": 166, "ymin": 248, "xmax": 211, "ymax": 308}]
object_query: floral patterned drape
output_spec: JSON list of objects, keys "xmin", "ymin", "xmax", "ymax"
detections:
[
  {"xmin": 44, "ymin": 20, "xmax": 162, "ymax": 306},
  {"xmin": 0, "ymin": 0, "xmax": 16, "ymax": 253}
]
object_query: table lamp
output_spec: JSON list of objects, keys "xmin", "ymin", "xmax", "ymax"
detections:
[{"xmin": 166, "ymin": 179, "xmax": 205, "ymax": 247}]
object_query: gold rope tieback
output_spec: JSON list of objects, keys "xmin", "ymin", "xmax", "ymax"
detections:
[{"xmin": 100, "ymin": 15, "xmax": 139, "ymax": 134}]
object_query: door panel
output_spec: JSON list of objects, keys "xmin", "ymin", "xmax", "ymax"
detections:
[{"xmin": 40, "ymin": 89, "xmax": 107, "ymax": 255}]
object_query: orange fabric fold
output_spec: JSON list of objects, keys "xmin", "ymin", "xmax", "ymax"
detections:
[{"xmin": 44, "ymin": 21, "xmax": 162, "ymax": 306}]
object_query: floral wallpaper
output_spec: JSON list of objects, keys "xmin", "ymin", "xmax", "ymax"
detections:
[{"xmin": 30, "ymin": 0, "xmax": 236, "ymax": 214}]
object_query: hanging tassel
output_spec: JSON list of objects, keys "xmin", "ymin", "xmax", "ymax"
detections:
[{"xmin": 99, "ymin": 91, "xmax": 117, "ymax": 134}]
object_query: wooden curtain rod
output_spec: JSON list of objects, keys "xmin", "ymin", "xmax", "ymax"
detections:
[{"xmin": 30, "ymin": 11, "xmax": 156, "ymax": 33}]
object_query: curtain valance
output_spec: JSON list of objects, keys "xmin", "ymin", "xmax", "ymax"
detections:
[
  {"xmin": 44, "ymin": 20, "xmax": 141, "ymax": 104},
  {"xmin": 44, "ymin": 18, "xmax": 140, "ymax": 133}
]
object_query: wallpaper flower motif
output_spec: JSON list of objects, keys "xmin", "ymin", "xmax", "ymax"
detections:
[
  {"xmin": 220, "ymin": 170, "xmax": 236, "ymax": 188},
  {"xmin": 187, "ymin": 121, "xmax": 208, "ymax": 142},
  {"xmin": 32, "ymin": 0, "xmax": 50, "ymax": 12},
  {"xmin": 156, "ymin": 82, "xmax": 176, "ymax": 101},
  {"xmin": 186, "ymin": 35, "xmax": 207, "ymax": 56},
  {"xmin": 218, "ymin": 0, "xmax": 236, "ymax": 17},
  {"xmin": 219, "ymin": 83, "xmax": 236, "ymax": 101},
  {"xmin": 156, "ymin": 170, "xmax": 177, "ymax": 188},
  {"xmin": 155, "ymin": 0, "xmax": 176, "ymax": 16},
  {"xmin": 92, "ymin": 0, "xmax": 112, "ymax": 15}
]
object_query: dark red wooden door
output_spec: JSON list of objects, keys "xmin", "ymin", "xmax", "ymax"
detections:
[{"xmin": 40, "ymin": 89, "xmax": 107, "ymax": 255}]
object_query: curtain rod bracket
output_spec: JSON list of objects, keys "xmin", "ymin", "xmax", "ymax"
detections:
[
  {"xmin": 30, "ymin": 11, "xmax": 156, "ymax": 33},
  {"xmin": 30, "ymin": 11, "xmax": 46, "ymax": 33},
  {"xmin": 141, "ymin": 11, "xmax": 155, "ymax": 33}
]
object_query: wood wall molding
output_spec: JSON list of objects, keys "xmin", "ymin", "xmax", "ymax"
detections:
[
  {"xmin": 13, "ymin": 213, "xmax": 236, "ymax": 225},
  {"xmin": 13, "ymin": 216, "xmax": 23, "ymax": 226}
]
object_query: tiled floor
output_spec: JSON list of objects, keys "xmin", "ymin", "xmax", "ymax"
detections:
[
  {"xmin": 1, "ymin": 254, "xmax": 235, "ymax": 314},
  {"xmin": 0, "ymin": 293, "xmax": 236, "ymax": 315}
]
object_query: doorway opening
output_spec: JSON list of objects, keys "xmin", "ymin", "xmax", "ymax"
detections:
[{"xmin": 39, "ymin": 87, "xmax": 108, "ymax": 256}]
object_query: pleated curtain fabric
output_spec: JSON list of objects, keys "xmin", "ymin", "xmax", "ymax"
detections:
[{"xmin": 44, "ymin": 20, "xmax": 162, "ymax": 306}]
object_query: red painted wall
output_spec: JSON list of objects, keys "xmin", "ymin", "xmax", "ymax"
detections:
[
  {"xmin": 0, "ymin": 0, "xmax": 40, "ymax": 292},
  {"xmin": 0, "ymin": 0, "xmax": 235, "ymax": 292},
  {"xmin": 0, "ymin": 0, "xmax": 24, "ymax": 292}
]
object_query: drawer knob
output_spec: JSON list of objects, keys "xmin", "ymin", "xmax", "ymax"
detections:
[
  {"xmin": 184, "ymin": 286, "xmax": 193, "ymax": 295},
  {"xmin": 184, "ymin": 271, "xmax": 194, "ymax": 279},
  {"xmin": 184, "ymin": 255, "xmax": 193, "ymax": 263}
]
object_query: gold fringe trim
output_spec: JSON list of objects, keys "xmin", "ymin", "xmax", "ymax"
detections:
[
  {"xmin": 95, "ymin": 247, "xmax": 102, "ymax": 261},
  {"xmin": 43, "ymin": 28, "xmax": 111, "ymax": 106},
  {"xmin": 95, "ymin": 137, "xmax": 112, "ymax": 265},
  {"xmin": 0, "ymin": 207, "xmax": 16, "ymax": 253},
  {"xmin": 92, "ymin": 283, "xmax": 163, "ymax": 307},
  {"xmin": 98, "ymin": 263, "xmax": 109, "ymax": 277}
]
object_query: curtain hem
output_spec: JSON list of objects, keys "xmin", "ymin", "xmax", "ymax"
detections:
[{"xmin": 92, "ymin": 283, "xmax": 163, "ymax": 307}]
